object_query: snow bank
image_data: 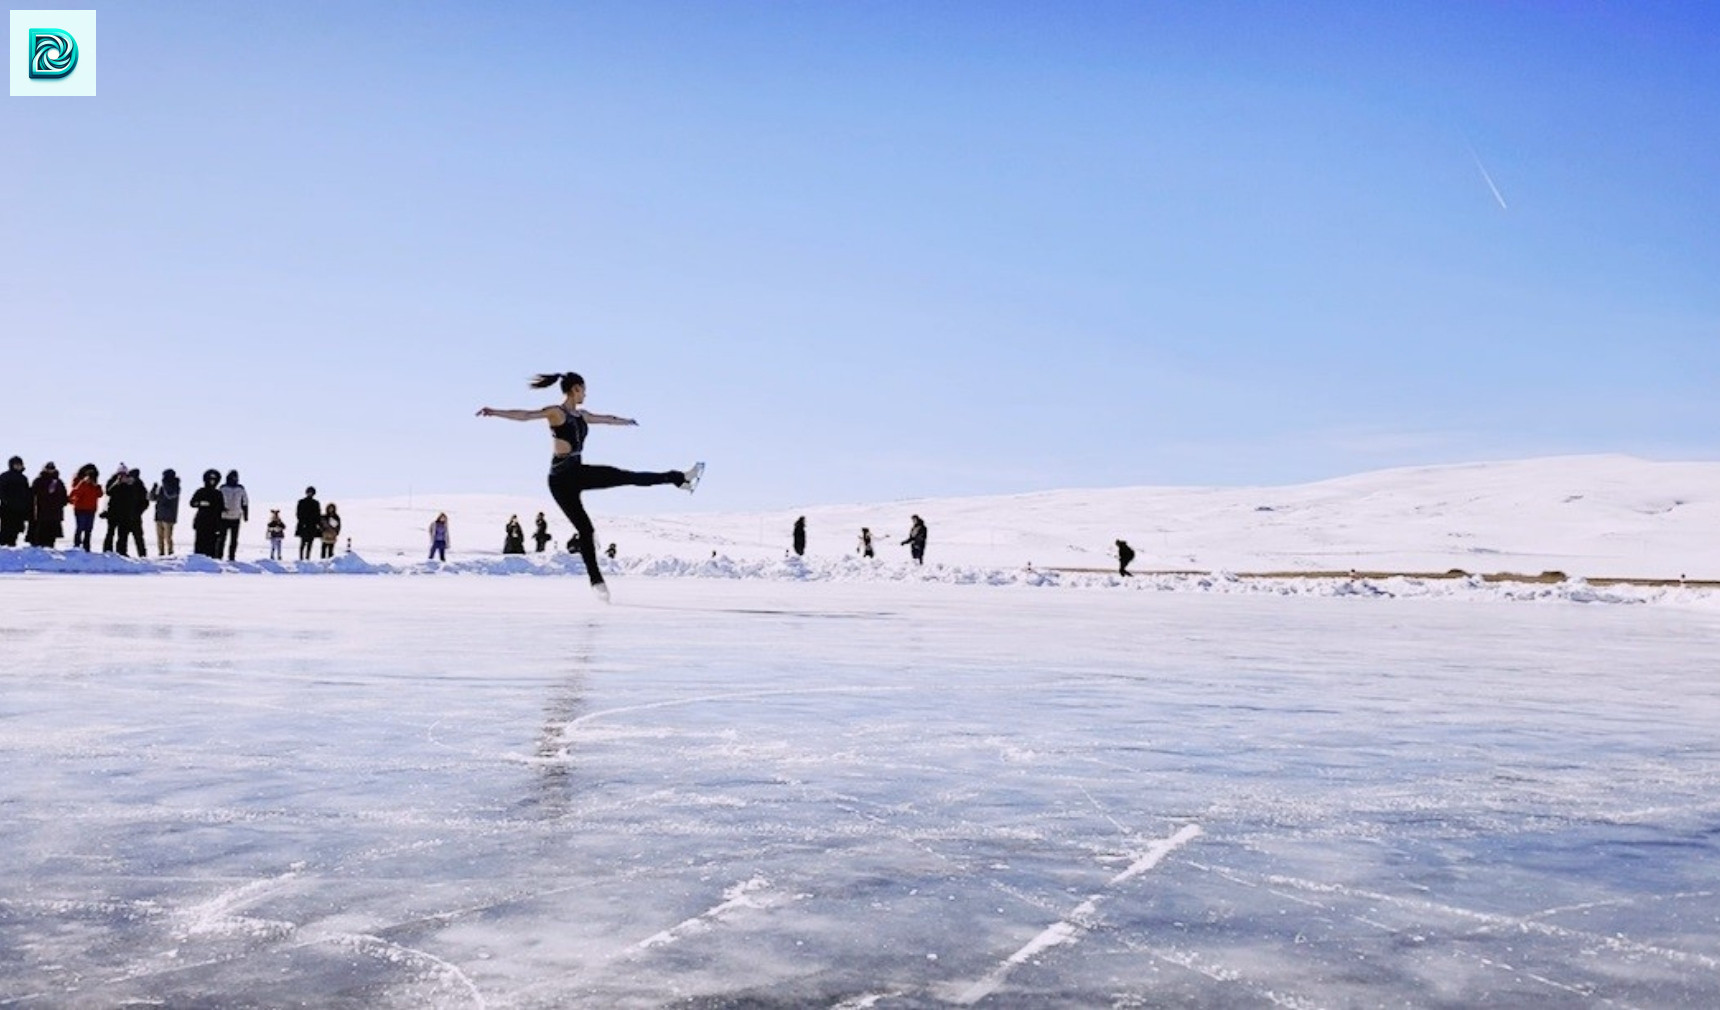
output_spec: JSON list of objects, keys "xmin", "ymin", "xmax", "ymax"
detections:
[{"xmin": 2, "ymin": 545, "xmax": 1714, "ymax": 608}]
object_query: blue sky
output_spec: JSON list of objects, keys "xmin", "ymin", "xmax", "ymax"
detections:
[{"xmin": 5, "ymin": 1, "xmax": 1718, "ymax": 512}]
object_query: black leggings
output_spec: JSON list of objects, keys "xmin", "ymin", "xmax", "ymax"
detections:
[{"xmin": 548, "ymin": 462, "xmax": 681, "ymax": 585}]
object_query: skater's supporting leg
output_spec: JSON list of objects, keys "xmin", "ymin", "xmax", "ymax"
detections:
[{"xmin": 548, "ymin": 477, "xmax": 604, "ymax": 585}]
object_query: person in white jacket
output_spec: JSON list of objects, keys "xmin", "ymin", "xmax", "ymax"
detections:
[{"xmin": 218, "ymin": 470, "xmax": 249, "ymax": 561}]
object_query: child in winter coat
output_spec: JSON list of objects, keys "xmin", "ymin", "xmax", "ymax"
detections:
[
  {"xmin": 319, "ymin": 504, "xmax": 342, "ymax": 559},
  {"xmin": 266, "ymin": 510, "xmax": 286, "ymax": 560}
]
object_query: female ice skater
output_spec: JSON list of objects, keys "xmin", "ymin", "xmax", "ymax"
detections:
[{"xmin": 478, "ymin": 372, "xmax": 703, "ymax": 602}]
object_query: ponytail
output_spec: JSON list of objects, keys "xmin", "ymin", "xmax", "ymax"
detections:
[{"xmin": 530, "ymin": 371, "xmax": 586, "ymax": 393}]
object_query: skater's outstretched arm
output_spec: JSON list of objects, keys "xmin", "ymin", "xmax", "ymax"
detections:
[
  {"xmin": 475, "ymin": 406, "xmax": 556, "ymax": 422},
  {"xmin": 581, "ymin": 411, "xmax": 639, "ymax": 427}
]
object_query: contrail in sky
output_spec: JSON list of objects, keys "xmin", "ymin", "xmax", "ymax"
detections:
[{"xmin": 1470, "ymin": 147, "xmax": 1509, "ymax": 210}]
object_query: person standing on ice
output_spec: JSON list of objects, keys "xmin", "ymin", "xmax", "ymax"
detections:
[
  {"xmin": 108, "ymin": 469, "xmax": 149, "ymax": 557},
  {"xmin": 428, "ymin": 512, "xmax": 451, "ymax": 562},
  {"xmin": 532, "ymin": 512, "xmax": 552, "ymax": 552},
  {"xmin": 901, "ymin": 514, "xmax": 928, "ymax": 565},
  {"xmin": 266, "ymin": 510, "xmax": 287, "ymax": 560},
  {"xmin": 477, "ymin": 371, "xmax": 704, "ymax": 603},
  {"xmin": 295, "ymin": 487, "xmax": 321, "ymax": 561},
  {"xmin": 792, "ymin": 516, "xmax": 807, "ymax": 557},
  {"xmin": 503, "ymin": 515, "xmax": 526, "ymax": 554},
  {"xmin": 319, "ymin": 503, "xmax": 342, "ymax": 559},
  {"xmin": 68, "ymin": 464, "xmax": 102, "ymax": 552},
  {"xmin": 150, "ymin": 469, "xmax": 181, "ymax": 556},
  {"xmin": 1116, "ymin": 539, "xmax": 1135, "ymax": 577},
  {"xmin": 218, "ymin": 471, "xmax": 249, "ymax": 561},
  {"xmin": 0, "ymin": 456, "xmax": 31, "ymax": 547},
  {"xmin": 189, "ymin": 469, "xmax": 226, "ymax": 558},
  {"xmin": 857, "ymin": 527, "xmax": 874, "ymax": 558},
  {"xmin": 27, "ymin": 462, "xmax": 67, "ymax": 548}
]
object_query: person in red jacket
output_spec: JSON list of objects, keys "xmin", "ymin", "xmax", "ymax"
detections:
[{"xmin": 67, "ymin": 464, "xmax": 103, "ymax": 552}]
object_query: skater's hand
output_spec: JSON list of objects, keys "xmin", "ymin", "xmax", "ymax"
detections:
[{"xmin": 476, "ymin": 407, "xmax": 494, "ymax": 417}]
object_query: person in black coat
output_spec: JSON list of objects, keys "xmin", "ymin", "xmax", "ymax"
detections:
[
  {"xmin": 1116, "ymin": 539, "xmax": 1135, "ymax": 577},
  {"xmin": 792, "ymin": 516, "xmax": 806, "ymax": 557},
  {"xmin": 189, "ymin": 469, "xmax": 227, "ymax": 559},
  {"xmin": 150, "ymin": 469, "xmax": 182, "ymax": 555},
  {"xmin": 0, "ymin": 456, "xmax": 31, "ymax": 547},
  {"xmin": 295, "ymin": 487, "xmax": 321, "ymax": 561},
  {"xmin": 503, "ymin": 515, "xmax": 527, "ymax": 554},
  {"xmin": 108, "ymin": 469, "xmax": 150, "ymax": 557},
  {"xmin": 901, "ymin": 515, "xmax": 928, "ymax": 565},
  {"xmin": 532, "ymin": 512, "xmax": 553, "ymax": 552},
  {"xmin": 27, "ymin": 463, "xmax": 67, "ymax": 547}
]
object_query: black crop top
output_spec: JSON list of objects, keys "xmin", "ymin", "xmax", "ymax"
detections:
[{"xmin": 550, "ymin": 408, "xmax": 588, "ymax": 456}]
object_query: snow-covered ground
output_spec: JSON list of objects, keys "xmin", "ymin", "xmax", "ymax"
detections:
[
  {"xmin": 6, "ymin": 455, "xmax": 1720, "ymax": 589},
  {"xmin": 5, "ymin": 455, "xmax": 1720, "ymax": 1006}
]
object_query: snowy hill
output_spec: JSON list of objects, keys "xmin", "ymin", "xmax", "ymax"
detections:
[{"xmin": 272, "ymin": 455, "xmax": 1720, "ymax": 580}]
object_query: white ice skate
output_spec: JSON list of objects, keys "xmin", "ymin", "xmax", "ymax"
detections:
[
  {"xmin": 591, "ymin": 582, "xmax": 611, "ymax": 604},
  {"xmin": 680, "ymin": 461, "xmax": 706, "ymax": 494}
]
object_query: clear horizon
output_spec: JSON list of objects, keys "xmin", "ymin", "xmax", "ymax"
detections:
[{"xmin": 6, "ymin": 2, "xmax": 1718, "ymax": 513}]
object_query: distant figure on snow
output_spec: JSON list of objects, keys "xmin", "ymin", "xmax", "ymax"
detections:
[
  {"xmin": 532, "ymin": 512, "xmax": 552, "ymax": 552},
  {"xmin": 566, "ymin": 530, "xmax": 581, "ymax": 555},
  {"xmin": 319, "ymin": 503, "xmax": 342, "ymax": 559},
  {"xmin": 429, "ymin": 512, "xmax": 451, "ymax": 562},
  {"xmin": 27, "ymin": 462, "xmax": 67, "ymax": 548},
  {"xmin": 295, "ymin": 487, "xmax": 321, "ymax": 561},
  {"xmin": 792, "ymin": 516, "xmax": 806, "ymax": 557},
  {"xmin": 151, "ymin": 469, "xmax": 181, "ymax": 556},
  {"xmin": 606, "ymin": 542, "xmax": 617, "ymax": 560},
  {"xmin": 1116, "ymin": 539, "xmax": 1135, "ymax": 577},
  {"xmin": 188, "ymin": 469, "xmax": 226, "ymax": 559},
  {"xmin": 901, "ymin": 514, "xmax": 928, "ymax": 565},
  {"xmin": 219, "ymin": 471, "xmax": 249, "ymax": 561},
  {"xmin": 68, "ymin": 464, "xmax": 102, "ymax": 552},
  {"xmin": 857, "ymin": 527, "xmax": 874, "ymax": 559},
  {"xmin": 477, "ymin": 369, "xmax": 704, "ymax": 603},
  {"xmin": 266, "ymin": 510, "xmax": 286, "ymax": 560},
  {"xmin": 503, "ymin": 515, "xmax": 526, "ymax": 554},
  {"xmin": 0, "ymin": 456, "xmax": 32, "ymax": 547},
  {"xmin": 108, "ymin": 469, "xmax": 149, "ymax": 557}
]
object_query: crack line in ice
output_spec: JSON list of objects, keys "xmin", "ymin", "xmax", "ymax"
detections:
[
  {"xmin": 952, "ymin": 824, "xmax": 1201, "ymax": 1005},
  {"xmin": 313, "ymin": 932, "xmax": 488, "ymax": 1009},
  {"xmin": 557, "ymin": 685, "xmax": 916, "ymax": 740},
  {"xmin": 631, "ymin": 876, "xmax": 780, "ymax": 952},
  {"xmin": 1253, "ymin": 871, "xmax": 1720, "ymax": 970},
  {"xmin": 1129, "ymin": 945, "xmax": 1327, "ymax": 1009}
]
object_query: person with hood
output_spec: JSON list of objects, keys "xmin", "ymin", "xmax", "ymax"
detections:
[
  {"xmin": 218, "ymin": 470, "xmax": 249, "ymax": 561},
  {"xmin": 792, "ymin": 516, "xmax": 807, "ymax": 557},
  {"xmin": 532, "ymin": 512, "xmax": 552, "ymax": 552},
  {"xmin": 188, "ymin": 470, "xmax": 226, "ymax": 558},
  {"xmin": 26, "ymin": 462, "xmax": 66, "ymax": 548},
  {"xmin": 477, "ymin": 370, "xmax": 703, "ymax": 603},
  {"xmin": 100, "ymin": 462, "xmax": 129, "ymax": 552},
  {"xmin": 428, "ymin": 512, "xmax": 451, "ymax": 562},
  {"xmin": 503, "ymin": 515, "xmax": 526, "ymax": 554},
  {"xmin": 68, "ymin": 464, "xmax": 103, "ymax": 552},
  {"xmin": 107, "ymin": 468, "xmax": 150, "ymax": 557},
  {"xmin": 901, "ymin": 514, "xmax": 928, "ymax": 565},
  {"xmin": 150, "ymin": 469, "xmax": 181, "ymax": 555},
  {"xmin": 857, "ymin": 527, "xmax": 874, "ymax": 559},
  {"xmin": 266, "ymin": 510, "xmax": 287, "ymax": 560},
  {"xmin": 295, "ymin": 487, "xmax": 321, "ymax": 561},
  {"xmin": 319, "ymin": 502, "xmax": 341, "ymax": 559},
  {"xmin": 0, "ymin": 456, "xmax": 31, "ymax": 547},
  {"xmin": 1116, "ymin": 539, "xmax": 1136, "ymax": 577}
]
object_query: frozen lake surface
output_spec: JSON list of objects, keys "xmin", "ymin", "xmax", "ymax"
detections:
[{"xmin": 4, "ymin": 576, "xmax": 1720, "ymax": 1008}]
